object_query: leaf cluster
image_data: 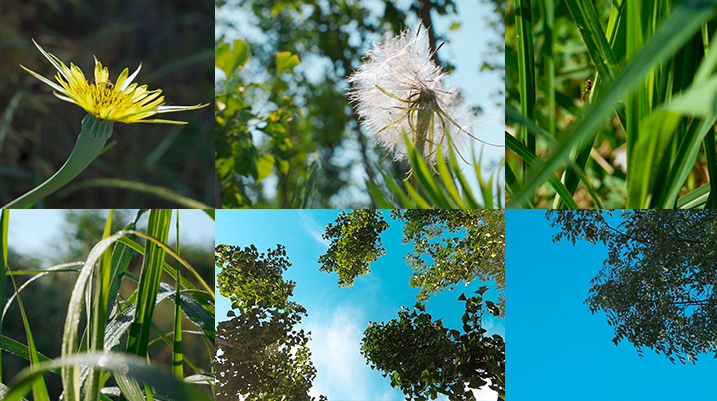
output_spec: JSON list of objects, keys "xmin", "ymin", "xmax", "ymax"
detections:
[
  {"xmin": 548, "ymin": 210, "xmax": 717, "ymax": 364},
  {"xmin": 215, "ymin": 39, "xmax": 312, "ymax": 208},
  {"xmin": 360, "ymin": 287, "xmax": 504, "ymax": 401},
  {"xmin": 393, "ymin": 210, "xmax": 505, "ymax": 314},
  {"xmin": 215, "ymin": 244, "xmax": 325, "ymax": 401},
  {"xmin": 317, "ymin": 210, "xmax": 389, "ymax": 287}
]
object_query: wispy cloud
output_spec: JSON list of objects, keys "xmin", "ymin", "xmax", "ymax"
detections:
[
  {"xmin": 306, "ymin": 304, "xmax": 372, "ymax": 400},
  {"xmin": 298, "ymin": 211, "xmax": 330, "ymax": 248}
]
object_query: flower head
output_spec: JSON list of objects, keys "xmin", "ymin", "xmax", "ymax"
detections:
[
  {"xmin": 21, "ymin": 39, "xmax": 207, "ymax": 124},
  {"xmin": 347, "ymin": 23, "xmax": 480, "ymax": 162}
]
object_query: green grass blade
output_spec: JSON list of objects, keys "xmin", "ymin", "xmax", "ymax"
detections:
[
  {"xmin": 4, "ymin": 352, "xmax": 212, "ymax": 401},
  {"xmin": 58, "ymin": 179, "xmax": 212, "ymax": 209},
  {"xmin": 365, "ymin": 179, "xmax": 398, "ymax": 208},
  {"xmin": 515, "ymin": 0, "xmax": 537, "ymax": 189},
  {"xmin": 62, "ymin": 232, "xmax": 132, "ymax": 401},
  {"xmin": 6, "ymin": 265, "xmax": 50, "ymax": 401},
  {"xmin": 703, "ymin": 130, "xmax": 717, "ymax": 208},
  {"xmin": 87, "ymin": 210, "xmax": 115, "ymax": 401},
  {"xmin": 0, "ymin": 209, "xmax": 8, "ymax": 382},
  {"xmin": 126, "ymin": 210, "xmax": 172, "ymax": 359},
  {"xmin": 0, "ymin": 335, "xmax": 57, "ymax": 374},
  {"xmin": 115, "ymin": 236, "xmax": 214, "ymax": 300},
  {"xmin": 173, "ymin": 211, "xmax": 183, "ymax": 378},
  {"xmin": 508, "ymin": 1, "xmax": 717, "ymax": 207},
  {"xmin": 2, "ymin": 263, "xmax": 83, "ymax": 324},
  {"xmin": 379, "ymin": 171, "xmax": 418, "ymax": 208},
  {"xmin": 506, "ymin": 134, "xmax": 580, "ymax": 209}
]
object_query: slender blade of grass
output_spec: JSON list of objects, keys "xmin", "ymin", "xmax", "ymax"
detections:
[
  {"xmin": 0, "ymin": 210, "xmax": 8, "ymax": 382},
  {"xmin": 87, "ymin": 211, "xmax": 115, "ymax": 401},
  {"xmin": 6, "ymin": 265, "xmax": 50, "ymax": 401},
  {"xmin": 508, "ymin": 1, "xmax": 717, "ymax": 207},
  {"xmin": 126, "ymin": 210, "xmax": 172, "ymax": 359},
  {"xmin": 4, "ymin": 352, "xmax": 212, "ymax": 401},
  {"xmin": 172, "ymin": 211, "xmax": 183, "ymax": 378},
  {"xmin": 515, "ymin": 0, "xmax": 537, "ymax": 190}
]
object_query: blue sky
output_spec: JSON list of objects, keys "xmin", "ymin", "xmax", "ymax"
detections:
[
  {"xmin": 215, "ymin": 209, "xmax": 504, "ymax": 401},
  {"xmin": 7, "ymin": 209, "xmax": 214, "ymax": 264},
  {"xmin": 506, "ymin": 210, "xmax": 717, "ymax": 400},
  {"xmin": 215, "ymin": 0, "xmax": 504, "ymax": 205}
]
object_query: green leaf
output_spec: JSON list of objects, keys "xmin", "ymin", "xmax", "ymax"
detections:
[
  {"xmin": 275, "ymin": 52, "xmax": 300, "ymax": 75},
  {"xmin": 255, "ymin": 154, "xmax": 275, "ymax": 182},
  {"xmin": 215, "ymin": 39, "xmax": 250, "ymax": 78}
]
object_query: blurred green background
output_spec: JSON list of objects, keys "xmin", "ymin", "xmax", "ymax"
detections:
[{"xmin": 0, "ymin": 0, "xmax": 214, "ymax": 208}]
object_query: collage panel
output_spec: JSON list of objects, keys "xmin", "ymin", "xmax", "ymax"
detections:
[
  {"xmin": 215, "ymin": 209, "xmax": 504, "ymax": 400},
  {"xmin": 507, "ymin": 210, "xmax": 717, "ymax": 399},
  {"xmin": 0, "ymin": 209, "xmax": 215, "ymax": 400},
  {"xmin": 506, "ymin": 1, "xmax": 717, "ymax": 208},
  {"xmin": 1, "ymin": 0, "xmax": 214, "ymax": 209},
  {"xmin": 215, "ymin": 0, "xmax": 505, "ymax": 209}
]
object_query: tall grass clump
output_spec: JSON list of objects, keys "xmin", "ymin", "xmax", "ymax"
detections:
[
  {"xmin": 0, "ymin": 209, "xmax": 215, "ymax": 401},
  {"xmin": 506, "ymin": 0, "xmax": 717, "ymax": 208}
]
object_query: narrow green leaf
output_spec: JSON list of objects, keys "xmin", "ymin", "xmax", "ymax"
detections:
[
  {"xmin": 4, "ymin": 352, "xmax": 212, "ymax": 401},
  {"xmin": 126, "ymin": 210, "xmax": 172, "ymax": 359}
]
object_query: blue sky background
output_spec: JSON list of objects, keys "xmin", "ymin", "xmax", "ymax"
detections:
[
  {"xmin": 7, "ymin": 209, "xmax": 214, "ymax": 264},
  {"xmin": 215, "ymin": 209, "xmax": 504, "ymax": 401},
  {"xmin": 506, "ymin": 210, "xmax": 717, "ymax": 400}
]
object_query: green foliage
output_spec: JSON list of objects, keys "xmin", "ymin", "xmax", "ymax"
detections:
[
  {"xmin": 361, "ymin": 288, "xmax": 505, "ymax": 401},
  {"xmin": 215, "ymin": 38, "xmax": 310, "ymax": 208},
  {"xmin": 507, "ymin": 0, "xmax": 717, "ymax": 208},
  {"xmin": 393, "ymin": 210, "xmax": 506, "ymax": 315},
  {"xmin": 318, "ymin": 210, "xmax": 390, "ymax": 287},
  {"xmin": 215, "ymin": 244, "xmax": 326, "ymax": 401},
  {"xmin": 548, "ymin": 210, "xmax": 717, "ymax": 364},
  {"xmin": 368, "ymin": 136, "xmax": 504, "ymax": 209},
  {"xmin": 0, "ymin": 210, "xmax": 215, "ymax": 400}
]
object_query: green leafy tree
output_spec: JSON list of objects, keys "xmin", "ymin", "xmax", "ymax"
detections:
[
  {"xmin": 319, "ymin": 210, "xmax": 505, "ymax": 313},
  {"xmin": 317, "ymin": 210, "xmax": 389, "ymax": 286},
  {"xmin": 215, "ymin": 244, "xmax": 326, "ymax": 400},
  {"xmin": 361, "ymin": 287, "xmax": 505, "ymax": 401},
  {"xmin": 393, "ymin": 210, "xmax": 505, "ymax": 312},
  {"xmin": 548, "ymin": 210, "xmax": 717, "ymax": 364}
]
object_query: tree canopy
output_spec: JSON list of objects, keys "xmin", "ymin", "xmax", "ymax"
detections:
[
  {"xmin": 547, "ymin": 210, "xmax": 717, "ymax": 364},
  {"xmin": 318, "ymin": 210, "xmax": 505, "ymax": 313},
  {"xmin": 361, "ymin": 287, "xmax": 505, "ymax": 401},
  {"xmin": 317, "ymin": 210, "xmax": 390, "ymax": 286},
  {"xmin": 215, "ymin": 244, "xmax": 326, "ymax": 401}
]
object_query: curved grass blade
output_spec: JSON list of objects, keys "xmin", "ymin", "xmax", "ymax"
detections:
[
  {"xmin": 0, "ymin": 210, "xmax": 7, "ymax": 382},
  {"xmin": 3, "ymin": 352, "xmax": 212, "ymax": 401},
  {"xmin": 5, "ymin": 264, "xmax": 50, "ymax": 401},
  {"xmin": 508, "ymin": 1, "xmax": 717, "ymax": 207},
  {"xmin": 0, "ymin": 335, "xmax": 57, "ymax": 374},
  {"xmin": 58, "ymin": 178, "xmax": 212, "ymax": 209}
]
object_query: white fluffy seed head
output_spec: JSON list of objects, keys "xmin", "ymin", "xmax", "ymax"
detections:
[{"xmin": 347, "ymin": 23, "xmax": 476, "ymax": 162}]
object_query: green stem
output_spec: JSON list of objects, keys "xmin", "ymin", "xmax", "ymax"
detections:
[{"xmin": 3, "ymin": 114, "xmax": 113, "ymax": 208}]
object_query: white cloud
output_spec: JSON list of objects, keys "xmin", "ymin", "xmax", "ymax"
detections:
[
  {"xmin": 298, "ymin": 211, "xmax": 331, "ymax": 248},
  {"xmin": 471, "ymin": 379, "xmax": 499, "ymax": 401},
  {"xmin": 307, "ymin": 304, "xmax": 371, "ymax": 400}
]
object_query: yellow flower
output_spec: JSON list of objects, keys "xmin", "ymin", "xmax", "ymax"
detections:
[{"xmin": 21, "ymin": 39, "xmax": 207, "ymax": 124}]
